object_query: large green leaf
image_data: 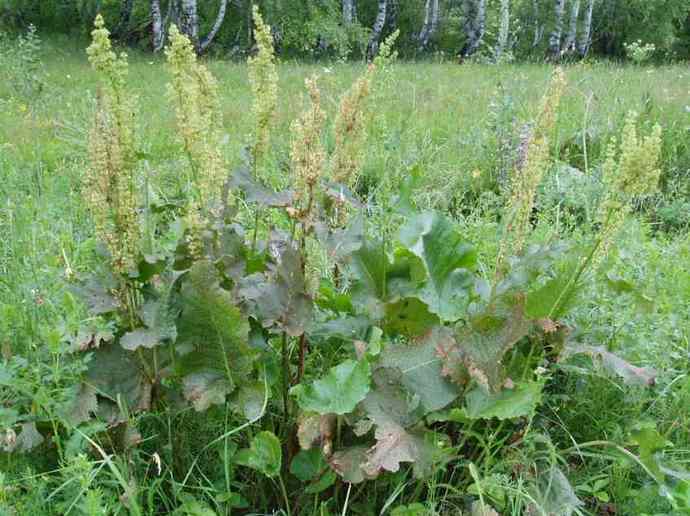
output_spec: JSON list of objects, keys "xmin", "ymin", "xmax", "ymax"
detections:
[
  {"xmin": 464, "ymin": 381, "xmax": 543, "ymax": 420},
  {"xmin": 234, "ymin": 431, "xmax": 282, "ymax": 478},
  {"xmin": 239, "ymin": 246, "xmax": 313, "ymax": 337},
  {"xmin": 86, "ymin": 341, "xmax": 149, "ymax": 414},
  {"xmin": 380, "ymin": 327, "xmax": 461, "ymax": 413},
  {"xmin": 399, "ymin": 211, "xmax": 476, "ymax": 322},
  {"xmin": 176, "ymin": 261, "xmax": 254, "ymax": 411},
  {"xmin": 441, "ymin": 303, "xmax": 530, "ymax": 392},
  {"xmin": 349, "ymin": 239, "xmax": 391, "ymax": 319},
  {"xmin": 291, "ymin": 359, "xmax": 371, "ymax": 415}
]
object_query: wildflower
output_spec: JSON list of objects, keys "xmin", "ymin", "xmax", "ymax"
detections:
[
  {"xmin": 85, "ymin": 15, "xmax": 139, "ymax": 274},
  {"xmin": 331, "ymin": 68, "xmax": 372, "ymax": 187},
  {"xmin": 290, "ymin": 76, "xmax": 326, "ymax": 218},
  {"xmin": 596, "ymin": 111, "xmax": 662, "ymax": 261},
  {"xmin": 165, "ymin": 25, "xmax": 225, "ymax": 209},
  {"xmin": 248, "ymin": 6, "xmax": 278, "ymax": 173},
  {"xmin": 504, "ymin": 67, "xmax": 566, "ymax": 257}
]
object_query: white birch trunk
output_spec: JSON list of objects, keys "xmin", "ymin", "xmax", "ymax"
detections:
[
  {"xmin": 578, "ymin": 0, "xmax": 594, "ymax": 57},
  {"xmin": 418, "ymin": 0, "xmax": 439, "ymax": 50},
  {"xmin": 496, "ymin": 0, "xmax": 510, "ymax": 59},
  {"xmin": 532, "ymin": 0, "xmax": 544, "ymax": 47},
  {"xmin": 343, "ymin": 0, "xmax": 355, "ymax": 24},
  {"xmin": 152, "ymin": 0, "xmax": 164, "ymax": 52},
  {"xmin": 549, "ymin": 0, "xmax": 566, "ymax": 57},
  {"xmin": 200, "ymin": 0, "xmax": 228, "ymax": 53},
  {"xmin": 179, "ymin": 0, "xmax": 199, "ymax": 50},
  {"xmin": 367, "ymin": 0, "xmax": 388, "ymax": 61},
  {"xmin": 462, "ymin": 0, "xmax": 486, "ymax": 57},
  {"xmin": 563, "ymin": 0, "xmax": 580, "ymax": 55}
]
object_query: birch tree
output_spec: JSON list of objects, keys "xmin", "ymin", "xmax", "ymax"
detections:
[
  {"xmin": 578, "ymin": 0, "xmax": 594, "ymax": 57},
  {"xmin": 199, "ymin": 0, "xmax": 228, "ymax": 53},
  {"xmin": 549, "ymin": 0, "xmax": 566, "ymax": 57},
  {"xmin": 496, "ymin": 0, "xmax": 510, "ymax": 60},
  {"xmin": 532, "ymin": 0, "xmax": 544, "ymax": 47},
  {"xmin": 418, "ymin": 0, "xmax": 440, "ymax": 51},
  {"xmin": 342, "ymin": 0, "xmax": 356, "ymax": 24},
  {"xmin": 563, "ymin": 0, "xmax": 580, "ymax": 55},
  {"xmin": 367, "ymin": 0, "xmax": 388, "ymax": 61},
  {"xmin": 461, "ymin": 0, "xmax": 487, "ymax": 57},
  {"xmin": 179, "ymin": 0, "xmax": 199, "ymax": 49},
  {"xmin": 151, "ymin": 0, "xmax": 164, "ymax": 51}
]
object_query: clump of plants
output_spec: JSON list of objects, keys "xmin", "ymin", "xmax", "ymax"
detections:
[{"xmin": 2, "ymin": 17, "xmax": 686, "ymax": 515}]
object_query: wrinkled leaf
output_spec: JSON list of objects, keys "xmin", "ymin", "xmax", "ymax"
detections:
[
  {"xmin": 239, "ymin": 247, "xmax": 313, "ymax": 337},
  {"xmin": 66, "ymin": 382, "xmax": 99, "ymax": 426},
  {"xmin": 363, "ymin": 422, "xmax": 435, "ymax": 477},
  {"xmin": 14, "ymin": 422, "xmax": 44, "ymax": 452},
  {"xmin": 529, "ymin": 466, "xmax": 583, "ymax": 516},
  {"xmin": 562, "ymin": 345, "xmax": 656, "ymax": 386},
  {"xmin": 235, "ymin": 431, "xmax": 282, "ymax": 478},
  {"xmin": 176, "ymin": 261, "xmax": 254, "ymax": 411},
  {"xmin": 380, "ymin": 328, "xmax": 461, "ymax": 413},
  {"xmin": 291, "ymin": 360, "xmax": 371, "ymax": 415},
  {"xmin": 399, "ymin": 211, "xmax": 476, "ymax": 322},
  {"xmin": 465, "ymin": 381, "xmax": 543, "ymax": 420},
  {"xmin": 330, "ymin": 446, "xmax": 374, "ymax": 484}
]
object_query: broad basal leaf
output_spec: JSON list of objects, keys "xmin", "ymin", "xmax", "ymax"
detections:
[
  {"xmin": 86, "ymin": 341, "xmax": 149, "ymax": 413},
  {"xmin": 441, "ymin": 303, "xmax": 530, "ymax": 392},
  {"xmin": 176, "ymin": 261, "xmax": 255, "ymax": 411},
  {"xmin": 291, "ymin": 359, "xmax": 371, "ymax": 415},
  {"xmin": 630, "ymin": 422, "xmax": 671, "ymax": 480},
  {"xmin": 14, "ymin": 422, "xmax": 44, "ymax": 453},
  {"xmin": 363, "ymin": 422, "xmax": 435, "ymax": 477},
  {"xmin": 235, "ymin": 431, "xmax": 282, "ymax": 478},
  {"xmin": 464, "ymin": 381, "xmax": 543, "ymax": 420},
  {"xmin": 348, "ymin": 239, "xmax": 391, "ymax": 320},
  {"xmin": 399, "ymin": 211, "xmax": 476, "ymax": 322},
  {"xmin": 380, "ymin": 327, "xmax": 461, "ymax": 413},
  {"xmin": 229, "ymin": 166, "xmax": 295, "ymax": 207},
  {"xmin": 529, "ymin": 466, "xmax": 583, "ymax": 516},
  {"xmin": 239, "ymin": 246, "xmax": 312, "ymax": 337},
  {"xmin": 384, "ymin": 297, "xmax": 440, "ymax": 337},
  {"xmin": 562, "ymin": 345, "xmax": 656, "ymax": 386},
  {"xmin": 329, "ymin": 446, "xmax": 375, "ymax": 484}
]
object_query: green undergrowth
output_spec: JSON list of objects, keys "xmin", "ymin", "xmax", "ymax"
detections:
[{"xmin": 0, "ymin": 27, "xmax": 689, "ymax": 516}]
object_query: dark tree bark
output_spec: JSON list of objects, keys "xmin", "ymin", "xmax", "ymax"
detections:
[
  {"xmin": 113, "ymin": 0, "xmax": 135, "ymax": 38},
  {"xmin": 366, "ymin": 0, "xmax": 388, "ymax": 61}
]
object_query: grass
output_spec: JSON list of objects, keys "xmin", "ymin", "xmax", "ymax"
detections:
[{"xmin": 0, "ymin": 36, "xmax": 689, "ymax": 515}]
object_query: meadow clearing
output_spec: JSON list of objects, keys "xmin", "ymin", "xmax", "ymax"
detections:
[{"xmin": 0, "ymin": 27, "xmax": 689, "ymax": 515}]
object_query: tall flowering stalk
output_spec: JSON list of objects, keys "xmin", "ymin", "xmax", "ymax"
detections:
[
  {"xmin": 86, "ymin": 15, "xmax": 139, "ymax": 275},
  {"xmin": 595, "ymin": 111, "xmax": 662, "ymax": 261},
  {"xmin": 290, "ymin": 77, "xmax": 326, "ymax": 223},
  {"xmin": 248, "ymin": 6, "xmax": 278, "ymax": 174},
  {"xmin": 331, "ymin": 67, "xmax": 372, "ymax": 188},
  {"xmin": 501, "ymin": 67, "xmax": 567, "ymax": 261},
  {"xmin": 165, "ymin": 25, "xmax": 225, "ymax": 209}
]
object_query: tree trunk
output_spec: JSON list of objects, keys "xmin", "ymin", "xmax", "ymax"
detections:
[
  {"xmin": 563, "ymin": 0, "xmax": 580, "ymax": 55},
  {"xmin": 152, "ymin": 0, "xmax": 165, "ymax": 51},
  {"xmin": 549, "ymin": 0, "xmax": 566, "ymax": 57},
  {"xmin": 200, "ymin": 0, "xmax": 228, "ymax": 53},
  {"xmin": 532, "ymin": 0, "xmax": 544, "ymax": 47},
  {"xmin": 343, "ymin": 0, "xmax": 356, "ymax": 24},
  {"xmin": 366, "ymin": 0, "xmax": 387, "ymax": 61},
  {"xmin": 179, "ymin": 0, "xmax": 199, "ymax": 50},
  {"xmin": 418, "ymin": 0, "xmax": 440, "ymax": 51},
  {"xmin": 461, "ymin": 0, "xmax": 487, "ymax": 57},
  {"xmin": 578, "ymin": 0, "xmax": 594, "ymax": 57},
  {"xmin": 114, "ymin": 0, "xmax": 135, "ymax": 38},
  {"xmin": 496, "ymin": 0, "xmax": 510, "ymax": 59}
]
